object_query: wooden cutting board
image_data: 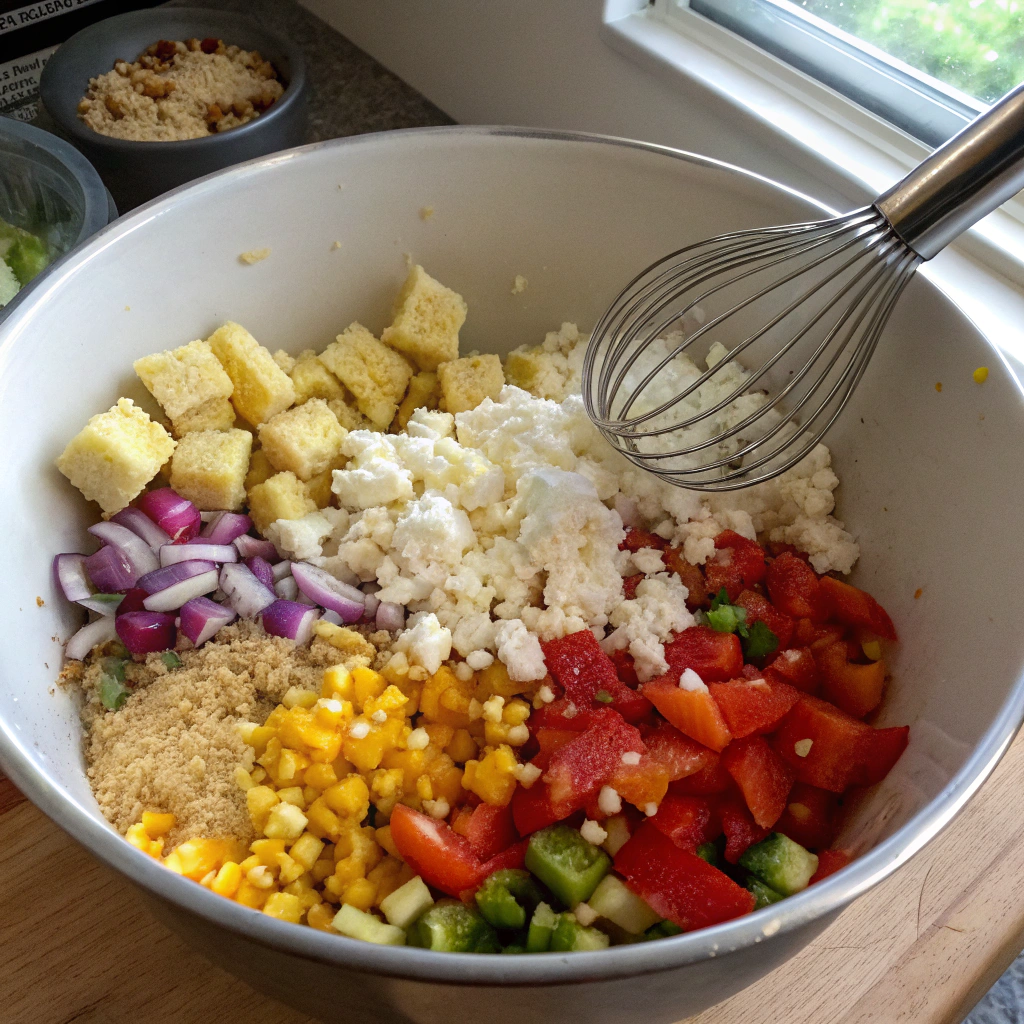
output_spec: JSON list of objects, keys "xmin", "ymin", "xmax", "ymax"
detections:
[{"xmin": 5, "ymin": 734, "xmax": 1024, "ymax": 1024}]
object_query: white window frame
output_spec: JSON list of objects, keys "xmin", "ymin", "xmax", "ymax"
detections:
[{"xmin": 600, "ymin": 0, "xmax": 1024, "ymax": 283}]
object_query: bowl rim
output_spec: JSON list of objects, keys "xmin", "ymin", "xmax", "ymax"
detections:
[
  {"xmin": 38, "ymin": 5, "xmax": 307, "ymax": 153},
  {"xmin": 1, "ymin": 123, "xmax": 1022, "ymax": 987}
]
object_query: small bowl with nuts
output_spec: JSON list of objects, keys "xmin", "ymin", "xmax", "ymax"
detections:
[{"xmin": 40, "ymin": 7, "xmax": 306, "ymax": 209}]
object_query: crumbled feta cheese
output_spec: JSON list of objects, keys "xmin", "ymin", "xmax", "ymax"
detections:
[
  {"xmin": 465, "ymin": 650, "xmax": 494, "ymax": 670},
  {"xmin": 506, "ymin": 724, "xmax": 530, "ymax": 746},
  {"xmin": 620, "ymin": 751, "xmax": 641, "ymax": 766},
  {"xmin": 644, "ymin": 802, "xmax": 658, "ymax": 817},
  {"xmin": 537, "ymin": 684, "xmax": 555, "ymax": 704},
  {"xmin": 494, "ymin": 618, "xmax": 547, "ymax": 681},
  {"xmin": 564, "ymin": 701, "xmax": 579, "ymax": 719},
  {"xmin": 371, "ymin": 710, "xmax": 388, "ymax": 724},
  {"xmin": 481, "ymin": 695, "xmax": 505, "ymax": 723},
  {"xmin": 390, "ymin": 612, "xmax": 451, "ymax": 675},
  {"xmin": 349, "ymin": 721, "xmax": 370, "ymax": 739},
  {"xmin": 406, "ymin": 407, "xmax": 455, "ymax": 440},
  {"xmin": 406, "ymin": 727, "xmax": 430, "ymax": 750},
  {"xmin": 514, "ymin": 762, "xmax": 543, "ymax": 787},
  {"xmin": 679, "ymin": 668, "xmax": 708, "ymax": 693},
  {"xmin": 598, "ymin": 786, "xmax": 622, "ymax": 816},
  {"xmin": 423, "ymin": 797, "xmax": 450, "ymax": 819},
  {"xmin": 265, "ymin": 511, "xmax": 335, "ymax": 562},
  {"xmin": 454, "ymin": 661, "xmax": 475, "ymax": 682},
  {"xmin": 468, "ymin": 698, "xmax": 484, "ymax": 721},
  {"xmin": 631, "ymin": 547, "xmax": 665, "ymax": 575},
  {"xmin": 580, "ymin": 820, "xmax": 608, "ymax": 846},
  {"xmin": 794, "ymin": 738, "xmax": 814, "ymax": 758}
]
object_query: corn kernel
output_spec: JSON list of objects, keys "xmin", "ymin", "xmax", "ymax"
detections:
[
  {"xmin": 462, "ymin": 744, "xmax": 518, "ymax": 806},
  {"xmin": 445, "ymin": 728, "xmax": 478, "ymax": 764},
  {"xmin": 211, "ymin": 861, "xmax": 242, "ymax": 898},
  {"xmin": 305, "ymin": 797, "xmax": 344, "ymax": 840},
  {"xmin": 477, "ymin": 661, "xmax": 521, "ymax": 700},
  {"xmin": 250, "ymin": 766, "xmax": 268, "ymax": 784},
  {"xmin": 126, "ymin": 822, "xmax": 160, "ymax": 858},
  {"xmin": 175, "ymin": 838, "xmax": 232, "ymax": 881},
  {"xmin": 484, "ymin": 720, "xmax": 511, "ymax": 747},
  {"xmin": 323, "ymin": 775, "xmax": 371, "ymax": 818},
  {"xmin": 238, "ymin": 854, "xmax": 261, "ymax": 873},
  {"xmin": 251, "ymin": 838, "xmax": 288, "ymax": 867},
  {"xmin": 290, "ymin": 832, "xmax": 326, "ymax": 872},
  {"xmin": 244, "ymin": 724, "xmax": 276, "ymax": 757},
  {"xmin": 304, "ymin": 762, "xmax": 339, "ymax": 791},
  {"xmin": 307, "ymin": 902, "xmax": 336, "ymax": 931},
  {"xmin": 506, "ymin": 724, "xmax": 530, "ymax": 746},
  {"xmin": 264, "ymin": 802, "xmax": 309, "ymax": 841},
  {"xmin": 422, "ymin": 722, "xmax": 454, "ymax": 749},
  {"xmin": 343, "ymin": 877, "xmax": 377, "ymax": 911},
  {"xmin": 234, "ymin": 766, "xmax": 256, "ymax": 792},
  {"xmin": 234, "ymin": 879, "xmax": 270, "ymax": 909},
  {"xmin": 314, "ymin": 698, "xmax": 347, "ymax": 729},
  {"xmin": 277, "ymin": 854, "xmax": 306, "ymax": 886},
  {"xmin": 352, "ymin": 666, "xmax": 387, "ymax": 710},
  {"xmin": 263, "ymin": 891, "xmax": 304, "ymax": 923},
  {"xmin": 415, "ymin": 775, "xmax": 434, "ymax": 801},
  {"xmin": 481, "ymin": 695, "xmax": 505, "ymax": 723},
  {"xmin": 343, "ymin": 715, "xmax": 404, "ymax": 772},
  {"xmin": 141, "ymin": 811, "xmax": 176, "ymax": 838},
  {"xmin": 406, "ymin": 727, "xmax": 430, "ymax": 751},
  {"xmin": 321, "ymin": 664, "xmax": 354, "ymax": 701},
  {"xmin": 200, "ymin": 870, "xmax": 217, "ymax": 887},
  {"xmin": 369, "ymin": 768, "xmax": 405, "ymax": 814},
  {"xmin": 503, "ymin": 698, "xmax": 531, "ymax": 727},
  {"xmin": 162, "ymin": 850, "xmax": 184, "ymax": 874},
  {"xmin": 376, "ymin": 825, "xmax": 398, "ymax": 858},
  {"xmin": 363, "ymin": 684, "xmax": 409, "ymax": 719},
  {"xmin": 247, "ymin": 865, "xmax": 277, "ymax": 889},
  {"xmin": 381, "ymin": 748, "xmax": 429, "ymax": 793},
  {"xmin": 276, "ymin": 786, "xmax": 306, "ymax": 809}
]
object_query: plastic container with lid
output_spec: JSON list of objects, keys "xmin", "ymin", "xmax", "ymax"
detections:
[{"xmin": 0, "ymin": 117, "xmax": 114, "ymax": 319}]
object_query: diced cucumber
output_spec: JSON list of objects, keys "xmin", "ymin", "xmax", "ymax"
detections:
[
  {"xmin": 0, "ymin": 259, "xmax": 19, "ymax": 306},
  {"xmin": 331, "ymin": 904, "xmax": 406, "ymax": 945},
  {"xmin": 739, "ymin": 833, "xmax": 819, "ymax": 896},
  {"xmin": 6, "ymin": 232, "xmax": 49, "ymax": 285},
  {"xmin": 643, "ymin": 920, "xmax": 683, "ymax": 941},
  {"xmin": 550, "ymin": 913, "xmax": 610, "ymax": 952},
  {"xmin": 475, "ymin": 868, "xmax": 544, "ymax": 930},
  {"xmin": 525, "ymin": 824, "xmax": 611, "ymax": 908},
  {"xmin": 379, "ymin": 874, "xmax": 434, "ymax": 929},
  {"xmin": 407, "ymin": 900, "xmax": 501, "ymax": 952},
  {"xmin": 601, "ymin": 814, "xmax": 632, "ymax": 856},
  {"xmin": 587, "ymin": 875, "xmax": 661, "ymax": 935},
  {"xmin": 501, "ymin": 944, "xmax": 526, "ymax": 954},
  {"xmin": 695, "ymin": 841, "xmax": 719, "ymax": 865},
  {"xmin": 526, "ymin": 901, "xmax": 558, "ymax": 952},
  {"xmin": 746, "ymin": 876, "xmax": 785, "ymax": 910}
]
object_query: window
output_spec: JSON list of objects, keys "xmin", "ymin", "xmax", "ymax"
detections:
[{"xmin": 662, "ymin": 0, "xmax": 1023, "ymax": 146}]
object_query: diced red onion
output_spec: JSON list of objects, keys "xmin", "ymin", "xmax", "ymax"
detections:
[
  {"xmin": 275, "ymin": 576, "xmax": 299, "ymax": 601},
  {"xmin": 219, "ymin": 562, "xmax": 277, "ymax": 618},
  {"xmin": 65, "ymin": 617, "xmax": 118, "ymax": 660},
  {"xmin": 291, "ymin": 561, "xmax": 365, "ymax": 623},
  {"xmin": 202, "ymin": 512, "xmax": 253, "ymax": 545},
  {"xmin": 143, "ymin": 568, "xmax": 220, "ymax": 612},
  {"xmin": 137, "ymin": 560, "xmax": 217, "ymax": 595},
  {"xmin": 262, "ymin": 600, "xmax": 319, "ymax": 644},
  {"xmin": 84, "ymin": 544, "xmax": 136, "ymax": 593},
  {"xmin": 117, "ymin": 587, "xmax": 148, "ymax": 615},
  {"xmin": 376, "ymin": 602, "xmax": 406, "ymax": 632},
  {"xmin": 362, "ymin": 592, "xmax": 380, "ymax": 620},
  {"xmin": 116, "ymin": 610, "xmax": 177, "ymax": 654},
  {"xmin": 78, "ymin": 593, "xmax": 123, "ymax": 617},
  {"xmin": 320, "ymin": 610, "xmax": 343, "ymax": 626},
  {"xmin": 234, "ymin": 535, "xmax": 278, "ymax": 560},
  {"xmin": 160, "ymin": 543, "xmax": 238, "ymax": 566},
  {"xmin": 199, "ymin": 511, "xmax": 219, "ymax": 522},
  {"xmin": 180, "ymin": 596, "xmax": 237, "ymax": 646},
  {"xmin": 246, "ymin": 556, "xmax": 276, "ymax": 590},
  {"xmin": 88, "ymin": 521, "xmax": 160, "ymax": 578},
  {"xmin": 138, "ymin": 488, "xmax": 201, "ymax": 543},
  {"xmin": 111, "ymin": 506, "xmax": 171, "ymax": 551},
  {"xmin": 296, "ymin": 589, "xmax": 317, "ymax": 607},
  {"xmin": 54, "ymin": 553, "xmax": 92, "ymax": 602},
  {"xmin": 271, "ymin": 560, "xmax": 293, "ymax": 582}
]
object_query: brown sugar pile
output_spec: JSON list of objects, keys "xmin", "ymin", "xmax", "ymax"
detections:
[
  {"xmin": 77, "ymin": 37, "xmax": 284, "ymax": 142},
  {"xmin": 74, "ymin": 622, "xmax": 368, "ymax": 848}
]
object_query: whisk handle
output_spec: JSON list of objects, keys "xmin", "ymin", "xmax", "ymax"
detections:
[{"xmin": 875, "ymin": 82, "xmax": 1024, "ymax": 260}]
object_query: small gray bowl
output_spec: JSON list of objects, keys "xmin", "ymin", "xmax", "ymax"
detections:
[{"xmin": 39, "ymin": 7, "xmax": 307, "ymax": 210}]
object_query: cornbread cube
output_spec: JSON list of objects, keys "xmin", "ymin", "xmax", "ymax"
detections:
[
  {"xmin": 437, "ymin": 354, "xmax": 504, "ymax": 414},
  {"xmin": 207, "ymin": 321, "xmax": 296, "ymax": 426},
  {"xmin": 133, "ymin": 339, "xmax": 234, "ymax": 422},
  {"xmin": 245, "ymin": 448, "xmax": 275, "ymax": 492},
  {"xmin": 258, "ymin": 399, "xmax": 346, "ymax": 481},
  {"xmin": 248, "ymin": 471, "xmax": 317, "ymax": 533},
  {"xmin": 381, "ymin": 265, "xmax": 467, "ymax": 371},
  {"xmin": 395, "ymin": 371, "xmax": 440, "ymax": 429},
  {"xmin": 169, "ymin": 428, "xmax": 252, "ymax": 511},
  {"xmin": 503, "ymin": 347, "xmax": 562, "ymax": 400},
  {"xmin": 318, "ymin": 322, "xmax": 412, "ymax": 430},
  {"xmin": 170, "ymin": 397, "xmax": 237, "ymax": 436},
  {"xmin": 328, "ymin": 398, "xmax": 372, "ymax": 432},
  {"xmin": 290, "ymin": 350, "xmax": 347, "ymax": 405},
  {"xmin": 57, "ymin": 398, "xmax": 176, "ymax": 514},
  {"xmin": 304, "ymin": 467, "xmax": 335, "ymax": 508},
  {"xmin": 272, "ymin": 349, "xmax": 296, "ymax": 374}
]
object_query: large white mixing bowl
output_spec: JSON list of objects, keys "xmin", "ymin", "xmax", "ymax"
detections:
[{"xmin": 1, "ymin": 127, "xmax": 1022, "ymax": 1024}]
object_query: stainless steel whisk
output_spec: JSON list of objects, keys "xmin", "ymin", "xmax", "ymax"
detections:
[{"xmin": 583, "ymin": 84, "xmax": 1024, "ymax": 492}]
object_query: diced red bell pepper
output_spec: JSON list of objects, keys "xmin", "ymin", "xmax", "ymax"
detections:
[
  {"xmin": 615, "ymin": 821, "xmax": 755, "ymax": 929},
  {"xmin": 641, "ymin": 720, "xmax": 718, "ymax": 781},
  {"xmin": 481, "ymin": 838, "xmax": 528, "ymax": 875},
  {"xmin": 609, "ymin": 647, "xmax": 639, "ymax": 686},
  {"xmin": 717, "ymin": 797, "xmax": 770, "ymax": 863},
  {"xmin": 772, "ymin": 694, "xmax": 869, "ymax": 792},
  {"xmin": 620, "ymin": 528, "xmax": 667, "ymax": 552},
  {"xmin": 511, "ymin": 781, "xmax": 562, "ymax": 836},
  {"xmin": 714, "ymin": 530, "xmax": 766, "ymax": 585},
  {"xmin": 735, "ymin": 589, "xmax": 795, "ymax": 650},
  {"xmin": 529, "ymin": 698, "xmax": 603, "ymax": 733},
  {"xmin": 851, "ymin": 724, "xmax": 909, "ymax": 787},
  {"xmin": 767, "ymin": 647, "xmax": 820, "ymax": 694},
  {"xmin": 462, "ymin": 801, "xmax": 518, "ymax": 861},
  {"xmin": 389, "ymin": 803, "xmax": 486, "ymax": 897},
  {"xmin": 663, "ymin": 626, "xmax": 744, "ymax": 682},
  {"xmin": 644, "ymin": 676, "xmax": 733, "ymax": 752},
  {"xmin": 810, "ymin": 848, "xmax": 852, "ymax": 883},
  {"xmin": 818, "ymin": 576, "xmax": 897, "ymax": 641},
  {"xmin": 622, "ymin": 574, "xmax": 643, "ymax": 600},
  {"xmin": 794, "ymin": 618, "xmax": 846, "ymax": 648},
  {"xmin": 722, "ymin": 736, "xmax": 794, "ymax": 829},
  {"xmin": 663, "ymin": 546, "xmax": 708, "ymax": 609},
  {"xmin": 542, "ymin": 629, "xmax": 652, "ymax": 722},
  {"xmin": 450, "ymin": 806, "xmax": 474, "ymax": 838},
  {"xmin": 708, "ymin": 676, "xmax": 800, "ymax": 739},
  {"xmin": 704, "ymin": 561, "xmax": 745, "ymax": 604},
  {"xmin": 815, "ymin": 640, "xmax": 887, "ymax": 718},
  {"xmin": 543, "ymin": 710, "xmax": 645, "ymax": 813},
  {"xmin": 532, "ymin": 727, "xmax": 580, "ymax": 770},
  {"xmin": 669, "ymin": 755, "xmax": 734, "ymax": 796},
  {"xmin": 650, "ymin": 794, "xmax": 712, "ymax": 850},
  {"xmin": 608, "ymin": 756, "xmax": 671, "ymax": 811},
  {"xmin": 775, "ymin": 782, "xmax": 836, "ymax": 850},
  {"xmin": 766, "ymin": 552, "xmax": 828, "ymax": 621}
]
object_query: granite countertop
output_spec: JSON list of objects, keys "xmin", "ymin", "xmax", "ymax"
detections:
[{"xmin": 22, "ymin": 1, "xmax": 1024, "ymax": 1020}]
